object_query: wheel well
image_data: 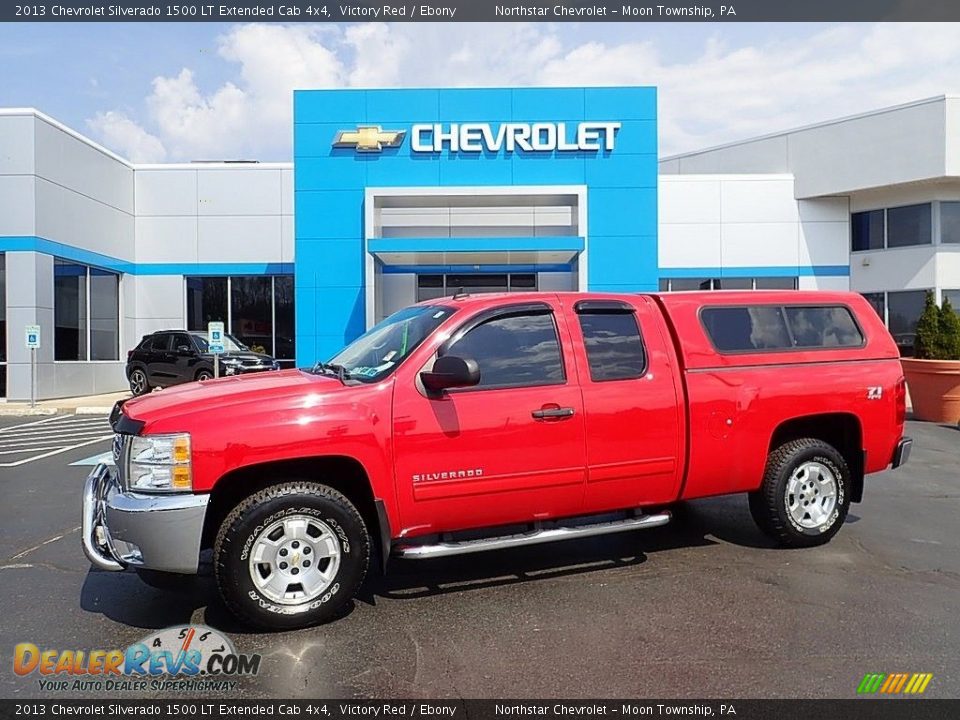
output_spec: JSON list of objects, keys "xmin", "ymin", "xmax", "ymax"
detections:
[
  {"xmin": 201, "ymin": 456, "xmax": 384, "ymax": 551},
  {"xmin": 768, "ymin": 413, "xmax": 865, "ymax": 502}
]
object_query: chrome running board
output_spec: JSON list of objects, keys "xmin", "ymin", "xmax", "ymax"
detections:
[{"xmin": 394, "ymin": 511, "xmax": 671, "ymax": 559}]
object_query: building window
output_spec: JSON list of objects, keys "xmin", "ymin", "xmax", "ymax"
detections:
[
  {"xmin": 53, "ymin": 260, "xmax": 120, "ymax": 362},
  {"xmin": 886, "ymin": 203, "xmax": 932, "ymax": 248},
  {"xmin": 415, "ymin": 273, "xmax": 538, "ymax": 302},
  {"xmin": 940, "ymin": 202, "xmax": 960, "ymax": 244},
  {"xmin": 231, "ymin": 276, "xmax": 273, "ymax": 355},
  {"xmin": 861, "ymin": 292, "xmax": 885, "ymax": 321},
  {"xmin": 186, "ymin": 277, "xmax": 228, "ymax": 330},
  {"xmin": 714, "ymin": 278, "xmax": 752, "ymax": 290},
  {"xmin": 90, "ymin": 268, "xmax": 120, "ymax": 361},
  {"xmin": 851, "ymin": 210, "xmax": 884, "ymax": 251},
  {"xmin": 186, "ymin": 275, "xmax": 295, "ymax": 365},
  {"xmin": 274, "ymin": 276, "xmax": 295, "ymax": 362},
  {"xmin": 943, "ymin": 290, "xmax": 960, "ymax": 312},
  {"xmin": 54, "ymin": 260, "xmax": 88, "ymax": 361},
  {"xmin": 659, "ymin": 277, "xmax": 798, "ymax": 292},
  {"xmin": 887, "ymin": 290, "xmax": 929, "ymax": 357},
  {"xmin": 668, "ymin": 278, "xmax": 712, "ymax": 291}
]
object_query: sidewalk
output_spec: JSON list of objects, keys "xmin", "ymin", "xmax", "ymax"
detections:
[{"xmin": 0, "ymin": 391, "xmax": 130, "ymax": 417}]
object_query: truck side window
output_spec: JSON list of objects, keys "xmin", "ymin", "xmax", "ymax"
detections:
[
  {"xmin": 447, "ymin": 311, "xmax": 565, "ymax": 389},
  {"xmin": 701, "ymin": 307, "xmax": 791, "ymax": 352},
  {"xmin": 702, "ymin": 304, "xmax": 865, "ymax": 352},
  {"xmin": 784, "ymin": 306, "xmax": 864, "ymax": 347},
  {"xmin": 577, "ymin": 312, "xmax": 646, "ymax": 381}
]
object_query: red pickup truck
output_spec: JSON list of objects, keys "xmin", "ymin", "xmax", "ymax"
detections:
[{"xmin": 83, "ymin": 291, "xmax": 911, "ymax": 629}]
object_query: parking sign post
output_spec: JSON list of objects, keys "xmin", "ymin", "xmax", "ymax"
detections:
[
  {"xmin": 25, "ymin": 325, "xmax": 41, "ymax": 408},
  {"xmin": 208, "ymin": 321, "xmax": 225, "ymax": 379}
]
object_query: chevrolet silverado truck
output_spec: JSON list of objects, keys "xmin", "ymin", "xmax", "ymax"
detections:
[{"xmin": 83, "ymin": 291, "xmax": 912, "ymax": 629}]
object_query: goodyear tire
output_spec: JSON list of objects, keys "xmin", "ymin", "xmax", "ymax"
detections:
[
  {"xmin": 214, "ymin": 482, "xmax": 370, "ymax": 630},
  {"xmin": 748, "ymin": 438, "xmax": 850, "ymax": 548}
]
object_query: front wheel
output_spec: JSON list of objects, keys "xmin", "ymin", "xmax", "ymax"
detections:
[
  {"xmin": 214, "ymin": 482, "xmax": 370, "ymax": 630},
  {"xmin": 196, "ymin": 369, "xmax": 213, "ymax": 382},
  {"xmin": 749, "ymin": 438, "xmax": 850, "ymax": 548}
]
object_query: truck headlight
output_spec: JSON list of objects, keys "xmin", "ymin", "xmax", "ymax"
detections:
[{"xmin": 127, "ymin": 433, "xmax": 192, "ymax": 493}]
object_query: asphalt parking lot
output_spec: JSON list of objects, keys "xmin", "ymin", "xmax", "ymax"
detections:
[{"xmin": 0, "ymin": 416, "xmax": 957, "ymax": 699}]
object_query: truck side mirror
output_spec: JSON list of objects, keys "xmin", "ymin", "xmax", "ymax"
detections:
[
  {"xmin": 420, "ymin": 355, "xmax": 480, "ymax": 394},
  {"xmin": 177, "ymin": 345, "xmax": 192, "ymax": 355}
]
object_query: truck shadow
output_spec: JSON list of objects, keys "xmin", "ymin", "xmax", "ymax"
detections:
[{"xmin": 79, "ymin": 495, "xmax": 774, "ymax": 633}]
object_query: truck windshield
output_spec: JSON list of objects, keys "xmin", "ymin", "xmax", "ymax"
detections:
[{"xmin": 321, "ymin": 305, "xmax": 455, "ymax": 382}]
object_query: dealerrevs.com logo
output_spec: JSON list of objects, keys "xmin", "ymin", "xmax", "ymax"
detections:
[{"xmin": 13, "ymin": 625, "xmax": 261, "ymax": 693}]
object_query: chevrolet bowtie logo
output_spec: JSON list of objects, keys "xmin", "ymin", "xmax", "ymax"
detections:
[{"xmin": 333, "ymin": 126, "xmax": 406, "ymax": 152}]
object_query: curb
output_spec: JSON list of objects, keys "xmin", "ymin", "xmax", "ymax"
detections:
[{"xmin": 75, "ymin": 407, "xmax": 113, "ymax": 415}]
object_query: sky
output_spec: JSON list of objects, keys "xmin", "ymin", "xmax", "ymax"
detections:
[{"xmin": 1, "ymin": 22, "xmax": 959, "ymax": 162}]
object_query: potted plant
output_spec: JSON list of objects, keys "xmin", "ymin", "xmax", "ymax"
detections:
[{"xmin": 901, "ymin": 291, "xmax": 960, "ymax": 424}]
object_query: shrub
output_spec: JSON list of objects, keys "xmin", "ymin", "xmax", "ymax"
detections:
[
  {"xmin": 914, "ymin": 291, "xmax": 960, "ymax": 360},
  {"xmin": 939, "ymin": 297, "xmax": 960, "ymax": 360}
]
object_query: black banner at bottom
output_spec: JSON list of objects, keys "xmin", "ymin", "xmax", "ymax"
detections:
[{"xmin": 1, "ymin": 700, "xmax": 958, "ymax": 720}]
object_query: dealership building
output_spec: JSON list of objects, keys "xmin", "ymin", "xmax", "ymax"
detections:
[{"xmin": 1, "ymin": 87, "xmax": 959, "ymax": 400}]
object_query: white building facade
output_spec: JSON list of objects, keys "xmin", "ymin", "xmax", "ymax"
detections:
[{"xmin": 1, "ymin": 93, "xmax": 958, "ymax": 400}]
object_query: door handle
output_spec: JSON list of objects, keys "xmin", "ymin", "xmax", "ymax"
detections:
[{"xmin": 531, "ymin": 407, "xmax": 575, "ymax": 420}]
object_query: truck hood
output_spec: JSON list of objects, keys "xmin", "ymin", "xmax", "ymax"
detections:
[{"xmin": 121, "ymin": 369, "xmax": 349, "ymax": 428}]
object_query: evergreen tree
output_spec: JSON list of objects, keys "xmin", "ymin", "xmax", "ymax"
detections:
[
  {"xmin": 914, "ymin": 291, "xmax": 943, "ymax": 359},
  {"xmin": 938, "ymin": 297, "xmax": 960, "ymax": 360}
]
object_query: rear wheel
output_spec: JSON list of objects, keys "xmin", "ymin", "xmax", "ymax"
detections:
[
  {"xmin": 214, "ymin": 482, "xmax": 370, "ymax": 630},
  {"xmin": 749, "ymin": 438, "xmax": 850, "ymax": 547},
  {"xmin": 129, "ymin": 368, "xmax": 149, "ymax": 396}
]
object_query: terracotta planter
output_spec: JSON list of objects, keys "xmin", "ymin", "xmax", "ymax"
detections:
[{"xmin": 902, "ymin": 358, "xmax": 960, "ymax": 424}]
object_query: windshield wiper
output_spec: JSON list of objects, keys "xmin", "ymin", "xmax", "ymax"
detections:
[{"xmin": 310, "ymin": 361, "xmax": 351, "ymax": 383}]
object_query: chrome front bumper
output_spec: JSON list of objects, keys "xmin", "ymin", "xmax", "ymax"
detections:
[{"xmin": 81, "ymin": 463, "xmax": 209, "ymax": 574}]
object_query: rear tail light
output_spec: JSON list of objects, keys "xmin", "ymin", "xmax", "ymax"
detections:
[
  {"xmin": 895, "ymin": 376, "xmax": 907, "ymax": 426},
  {"xmin": 127, "ymin": 350, "xmax": 134, "ymax": 360}
]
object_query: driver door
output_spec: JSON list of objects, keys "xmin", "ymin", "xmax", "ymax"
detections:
[{"xmin": 391, "ymin": 300, "xmax": 587, "ymax": 535}]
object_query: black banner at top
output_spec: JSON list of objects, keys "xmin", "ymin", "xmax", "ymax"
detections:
[{"xmin": 5, "ymin": 0, "xmax": 960, "ymax": 22}]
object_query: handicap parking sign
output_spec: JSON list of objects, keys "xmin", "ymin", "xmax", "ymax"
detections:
[
  {"xmin": 25, "ymin": 325, "xmax": 41, "ymax": 349},
  {"xmin": 208, "ymin": 321, "xmax": 225, "ymax": 354}
]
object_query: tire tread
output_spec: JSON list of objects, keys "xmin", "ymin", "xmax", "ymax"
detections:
[
  {"xmin": 748, "ymin": 438, "xmax": 848, "ymax": 548},
  {"xmin": 213, "ymin": 481, "xmax": 370, "ymax": 629}
]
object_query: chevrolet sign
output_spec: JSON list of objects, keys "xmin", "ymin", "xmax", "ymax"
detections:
[
  {"xmin": 332, "ymin": 126, "xmax": 406, "ymax": 152},
  {"xmin": 411, "ymin": 121, "xmax": 620, "ymax": 153}
]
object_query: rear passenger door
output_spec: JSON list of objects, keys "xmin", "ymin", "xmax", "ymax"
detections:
[
  {"xmin": 570, "ymin": 298, "xmax": 684, "ymax": 511},
  {"xmin": 144, "ymin": 333, "xmax": 172, "ymax": 384}
]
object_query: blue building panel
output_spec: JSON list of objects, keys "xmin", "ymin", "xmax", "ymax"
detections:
[
  {"xmin": 294, "ymin": 86, "xmax": 659, "ymax": 366},
  {"xmin": 438, "ymin": 88, "xmax": 513, "ymax": 121}
]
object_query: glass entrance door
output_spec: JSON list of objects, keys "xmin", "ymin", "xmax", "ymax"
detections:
[{"xmin": 416, "ymin": 273, "xmax": 537, "ymax": 302}]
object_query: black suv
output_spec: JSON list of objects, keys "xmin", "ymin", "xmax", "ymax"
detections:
[{"xmin": 125, "ymin": 330, "xmax": 280, "ymax": 396}]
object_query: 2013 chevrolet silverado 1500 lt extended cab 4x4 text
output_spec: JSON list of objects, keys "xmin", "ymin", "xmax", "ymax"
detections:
[{"xmin": 82, "ymin": 291, "xmax": 912, "ymax": 629}]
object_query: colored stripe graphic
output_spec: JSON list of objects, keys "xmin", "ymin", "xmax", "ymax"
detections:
[{"xmin": 858, "ymin": 672, "xmax": 933, "ymax": 695}]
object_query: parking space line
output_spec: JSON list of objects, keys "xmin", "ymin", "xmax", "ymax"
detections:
[
  {"xmin": 0, "ymin": 436, "xmax": 112, "ymax": 467},
  {"xmin": 0, "ymin": 415, "xmax": 112, "ymax": 467},
  {"xmin": 0, "ymin": 446, "xmax": 62, "ymax": 455}
]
